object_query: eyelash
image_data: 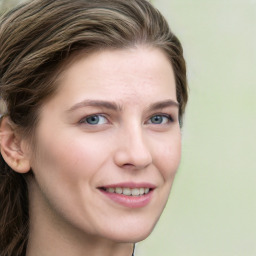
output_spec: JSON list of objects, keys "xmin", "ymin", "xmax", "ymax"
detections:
[
  {"xmin": 79, "ymin": 113, "xmax": 174, "ymax": 126},
  {"xmin": 147, "ymin": 114, "xmax": 173, "ymax": 125},
  {"xmin": 79, "ymin": 114, "xmax": 108, "ymax": 125}
]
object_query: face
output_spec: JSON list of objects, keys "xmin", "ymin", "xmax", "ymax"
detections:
[{"xmin": 27, "ymin": 46, "xmax": 181, "ymax": 243}]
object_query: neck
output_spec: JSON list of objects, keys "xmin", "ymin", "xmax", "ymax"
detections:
[{"xmin": 26, "ymin": 179, "xmax": 134, "ymax": 256}]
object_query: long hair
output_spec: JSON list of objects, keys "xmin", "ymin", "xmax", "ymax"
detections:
[{"xmin": 0, "ymin": 0, "xmax": 188, "ymax": 255}]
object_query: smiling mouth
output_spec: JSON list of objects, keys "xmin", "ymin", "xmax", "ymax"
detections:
[{"xmin": 100, "ymin": 187, "xmax": 152, "ymax": 196}]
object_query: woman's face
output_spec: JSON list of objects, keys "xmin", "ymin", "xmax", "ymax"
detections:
[{"xmin": 28, "ymin": 46, "xmax": 181, "ymax": 243}]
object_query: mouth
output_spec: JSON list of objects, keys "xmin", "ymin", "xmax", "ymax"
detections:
[
  {"xmin": 99, "ymin": 187, "xmax": 152, "ymax": 196},
  {"xmin": 98, "ymin": 183, "xmax": 155, "ymax": 208}
]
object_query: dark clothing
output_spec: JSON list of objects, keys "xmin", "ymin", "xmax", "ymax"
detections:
[{"xmin": 132, "ymin": 244, "xmax": 135, "ymax": 255}]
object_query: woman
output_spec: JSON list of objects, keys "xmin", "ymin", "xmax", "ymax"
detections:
[{"xmin": 0, "ymin": 0, "xmax": 188, "ymax": 255}]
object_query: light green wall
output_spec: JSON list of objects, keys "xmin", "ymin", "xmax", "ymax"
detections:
[{"xmin": 138, "ymin": 1, "xmax": 256, "ymax": 256}]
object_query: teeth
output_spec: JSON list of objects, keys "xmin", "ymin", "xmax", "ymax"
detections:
[
  {"xmin": 105, "ymin": 187, "xmax": 151, "ymax": 196},
  {"xmin": 108, "ymin": 187, "xmax": 115, "ymax": 193},
  {"xmin": 115, "ymin": 187, "xmax": 122, "ymax": 194},
  {"xmin": 132, "ymin": 188, "xmax": 140, "ymax": 196},
  {"xmin": 123, "ymin": 188, "xmax": 131, "ymax": 196}
]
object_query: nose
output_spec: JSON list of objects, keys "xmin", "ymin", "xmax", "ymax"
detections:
[{"xmin": 113, "ymin": 126, "xmax": 153, "ymax": 170}]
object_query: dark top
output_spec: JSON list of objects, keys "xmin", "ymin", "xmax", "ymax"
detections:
[{"xmin": 132, "ymin": 244, "xmax": 135, "ymax": 256}]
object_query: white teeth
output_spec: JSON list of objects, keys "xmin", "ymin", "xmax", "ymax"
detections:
[
  {"xmin": 131, "ymin": 188, "xmax": 140, "ymax": 196},
  {"xmin": 108, "ymin": 187, "xmax": 115, "ymax": 193},
  {"xmin": 115, "ymin": 187, "xmax": 122, "ymax": 194},
  {"xmin": 123, "ymin": 188, "xmax": 131, "ymax": 196},
  {"xmin": 105, "ymin": 187, "xmax": 150, "ymax": 196}
]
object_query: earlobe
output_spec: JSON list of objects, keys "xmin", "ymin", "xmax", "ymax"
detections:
[{"xmin": 0, "ymin": 116, "xmax": 31, "ymax": 173}]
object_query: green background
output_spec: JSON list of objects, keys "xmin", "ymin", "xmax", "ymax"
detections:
[
  {"xmin": 1, "ymin": 0, "xmax": 255, "ymax": 255},
  {"xmin": 138, "ymin": 1, "xmax": 256, "ymax": 255}
]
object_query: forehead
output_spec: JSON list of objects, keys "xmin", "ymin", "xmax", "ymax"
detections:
[{"xmin": 50, "ymin": 46, "xmax": 177, "ymax": 109}]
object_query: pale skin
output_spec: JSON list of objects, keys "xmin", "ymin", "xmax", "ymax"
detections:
[{"xmin": 0, "ymin": 46, "xmax": 181, "ymax": 256}]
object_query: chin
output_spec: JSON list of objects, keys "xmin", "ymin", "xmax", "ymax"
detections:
[
  {"xmin": 102, "ymin": 219, "xmax": 158, "ymax": 243},
  {"xmin": 109, "ymin": 231, "xmax": 153, "ymax": 244}
]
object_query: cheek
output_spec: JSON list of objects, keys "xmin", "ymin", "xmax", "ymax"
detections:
[
  {"xmin": 153, "ymin": 132, "xmax": 182, "ymax": 181},
  {"xmin": 30, "ymin": 131, "xmax": 110, "ymax": 194},
  {"xmin": 29, "ymin": 134, "xmax": 100, "ymax": 219},
  {"xmin": 32, "ymin": 138, "xmax": 93, "ymax": 179}
]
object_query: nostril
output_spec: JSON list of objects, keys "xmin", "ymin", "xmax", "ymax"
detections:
[{"xmin": 123, "ymin": 163, "xmax": 134, "ymax": 167}]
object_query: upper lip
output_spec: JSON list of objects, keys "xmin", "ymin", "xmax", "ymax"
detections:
[{"xmin": 99, "ymin": 182, "xmax": 156, "ymax": 189}]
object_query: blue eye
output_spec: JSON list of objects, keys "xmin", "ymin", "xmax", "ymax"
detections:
[
  {"xmin": 148, "ymin": 115, "xmax": 172, "ymax": 124},
  {"xmin": 81, "ymin": 115, "xmax": 108, "ymax": 125}
]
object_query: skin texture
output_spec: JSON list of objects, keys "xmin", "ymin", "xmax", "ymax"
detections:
[{"xmin": 22, "ymin": 46, "xmax": 182, "ymax": 256}]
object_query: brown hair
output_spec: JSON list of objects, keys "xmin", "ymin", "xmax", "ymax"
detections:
[{"xmin": 0, "ymin": 0, "xmax": 188, "ymax": 255}]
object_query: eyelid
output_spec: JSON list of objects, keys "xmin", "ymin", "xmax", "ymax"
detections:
[
  {"xmin": 79, "ymin": 114, "xmax": 109, "ymax": 125},
  {"xmin": 146, "ymin": 113, "xmax": 174, "ymax": 125}
]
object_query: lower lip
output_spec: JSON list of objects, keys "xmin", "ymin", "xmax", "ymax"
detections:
[{"xmin": 99, "ymin": 189, "xmax": 153, "ymax": 208}]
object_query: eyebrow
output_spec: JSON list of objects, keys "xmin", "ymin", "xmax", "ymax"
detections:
[
  {"xmin": 147, "ymin": 99, "xmax": 179, "ymax": 111},
  {"xmin": 67, "ymin": 99, "xmax": 179, "ymax": 113},
  {"xmin": 67, "ymin": 100, "xmax": 122, "ymax": 112}
]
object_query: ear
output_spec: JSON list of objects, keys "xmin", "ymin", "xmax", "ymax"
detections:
[{"xmin": 0, "ymin": 116, "xmax": 31, "ymax": 173}]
